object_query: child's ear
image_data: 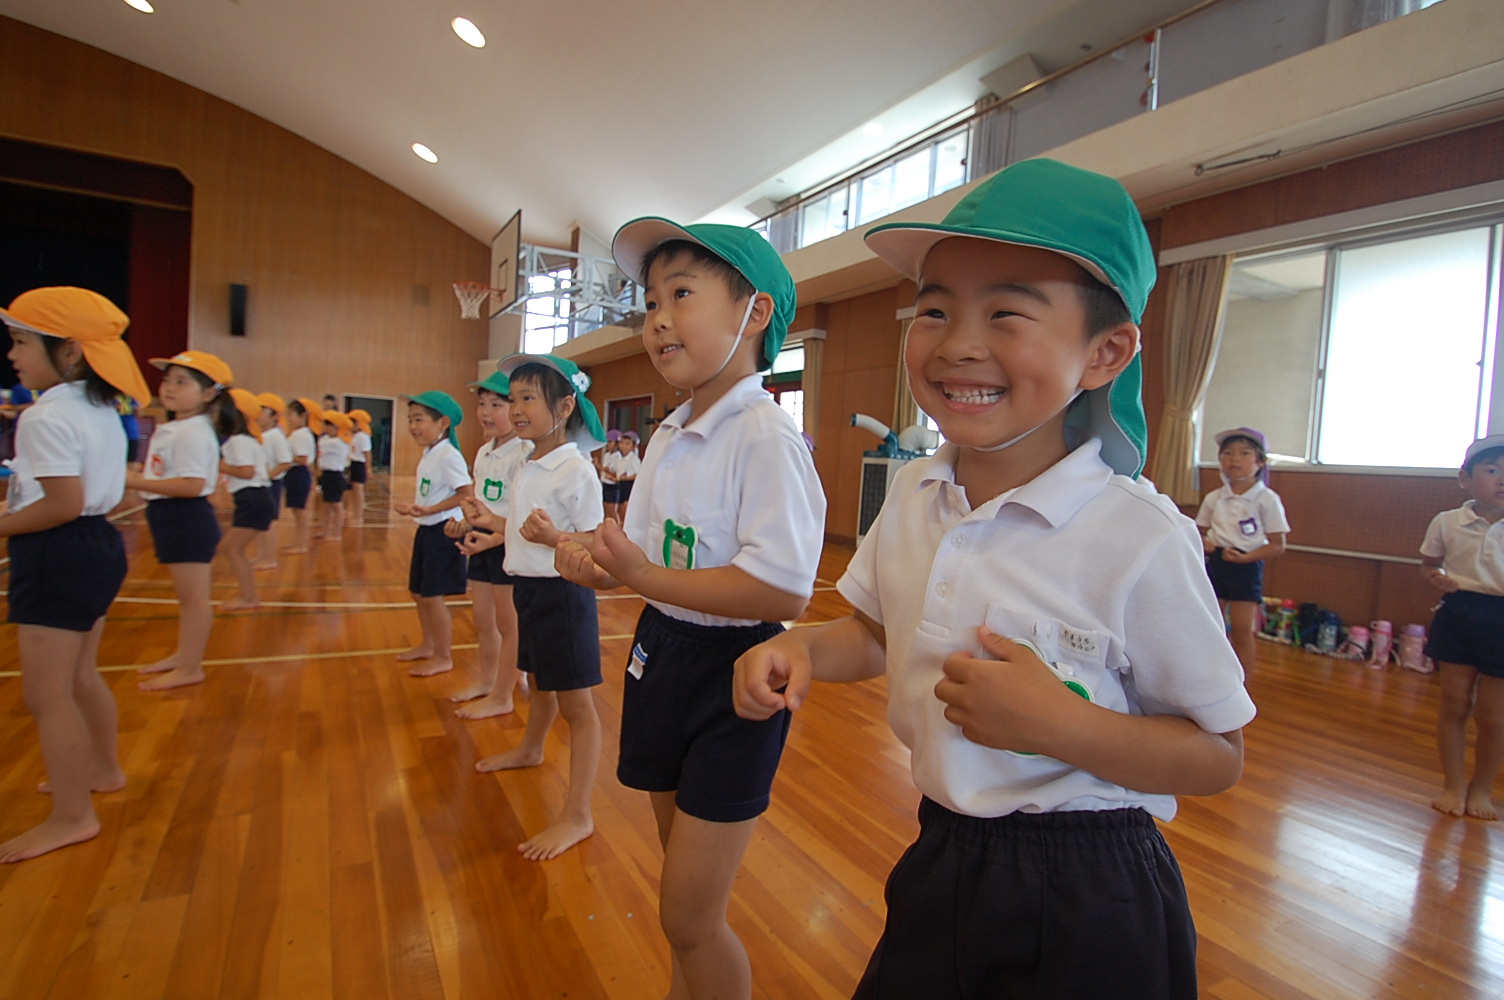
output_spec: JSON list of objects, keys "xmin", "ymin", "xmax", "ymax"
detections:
[
  {"xmin": 558, "ymin": 394, "xmax": 577, "ymax": 420},
  {"xmin": 743, "ymin": 292, "xmax": 775, "ymax": 339},
  {"xmin": 1078, "ymin": 322, "xmax": 1139, "ymax": 391}
]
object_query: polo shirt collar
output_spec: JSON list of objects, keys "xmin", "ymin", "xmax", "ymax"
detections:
[
  {"xmin": 1221, "ymin": 478, "xmax": 1268, "ymax": 502},
  {"xmin": 915, "ymin": 438, "xmax": 1113, "ymax": 527},
  {"xmin": 530, "ymin": 441, "xmax": 581, "ymax": 470},
  {"xmin": 661, "ymin": 374, "xmax": 765, "ymax": 439}
]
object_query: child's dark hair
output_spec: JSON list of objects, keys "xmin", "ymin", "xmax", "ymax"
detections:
[
  {"xmin": 41, "ymin": 337, "xmax": 117, "ymax": 406},
  {"xmin": 511, "ymin": 363, "xmax": 583, "ymax": 432},
  {"xmin": 1080, "ymin": 271, "xmax": 1131, "ymax": 337},
  {"xmin": 641, "ymin": 240, "xmax": 755, "ymax": 302},
  {"xmin": 407, "ymin": 400, "xmax": 447, "ymax": 427},
  {"xmin": 1465, "ymin": 446, "xmax": 1504, "ymax": 473},
  {"xmin": 168, "ymin": 365, "xmax": 241, "ymax": 438},
  {"xmin": 1218, "ymin": 433, "xmax": 1268, "ymax": 465}
]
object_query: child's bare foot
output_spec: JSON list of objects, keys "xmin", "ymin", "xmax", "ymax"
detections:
[
  {"xmin": 252, "ymin": 560, "xmax": 278, "ymax": 570},
  {"xmin": 38, "ymin": 768, "xmax": 126, "ymax": 795},
  {"xmin": 395, "ymin": 646, "xmax": 435, "ymax": 663},
  {"xmin": 407, "ymin": 657, "xmax": 453, "ymax": 678},
  {"xmin": 220, "ymin": 598, "xmax": 260, "ymax": 612},
  {"xmin": 0, "ymin": 814, "xmax": 102, "ymax": 863},
  {"xmin": 518, "ymin": 816, "xmax": 593, "ymax": 861},
  {"xmin": 136, "ymin": 655, "xmax": 178, "ymax": 676},
  {"xmin": 1432, "ymin": 789, "xmax": 1467, "ymax": 816},
  {"xmin": 1465, "ymin": 791, "xmax": 1498, "ymax": 821},
  {"xmin": 448, "ymin": 681, "xmax": 491, "ymax": 703},
  {"xmin": 139, "ymin": 667, "xmax": 205, "ymax": 691},
  {"xmin": 475, "ymin": 746, "xmax": 546, "ymax": 772},
  {"xmin": 455, "ymin": 693, "xmax": 516, "ymax": 719}
]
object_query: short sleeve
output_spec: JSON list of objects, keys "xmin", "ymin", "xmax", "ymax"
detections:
[
  {"xmin": 835, "ymin": 497, "xmax": 890, "ymax": 625},
  {"xmin": 21, "ymin": 409, "xmax": 84, "ymax": 478},
  {"xmin": 1420, "ymin": 512, "xmax": 1448, "ymax": 558},
  {"xmin": 557, "ymin": 457, "xmax": 604, "ymax": 532},
  {"xmin": 1260, "ymin": 491, "xmax": 1291, "ymax": 535},
  {"xmin": 442, "ymin": 446, "xmax": 472, "ymax": 491},
  {"xmin": 728, "ymin": 428, "xmax": 826, "ymax": 599},
  {"xmin": 1193, "ymin": 493, "xmax": 1214, "ymax": 528}
]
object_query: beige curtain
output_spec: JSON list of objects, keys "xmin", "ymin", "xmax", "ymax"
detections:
[
  {"xmin": 801, "ymin": 335, "xmax": 824, "ymax": 442},
  {"xmin": 1146, "ymin": 255, "xmax": 1233, "ymax": 505},
  {"xmin": 893, "ymin": 319, "xmax": 919, "ymax": 432}
]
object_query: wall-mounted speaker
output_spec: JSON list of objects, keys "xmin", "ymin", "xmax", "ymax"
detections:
[{"xmin": 229, "ymin": 283, "xmax": 248, "ymax": 336}]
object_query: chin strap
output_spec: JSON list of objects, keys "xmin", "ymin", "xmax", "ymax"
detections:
[
  {"xmin": 973, "ymin": 390, "xmax": 1083, "ymax": 453},
  {"xmin": 696, "ymin": 295, "xmax": 759, "ymax": 394}
]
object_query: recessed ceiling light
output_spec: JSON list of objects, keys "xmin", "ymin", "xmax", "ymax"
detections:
[
  {"xmin": 862, "ymin": 121, "xmax": 883, "ymax": 137},
  {"xmin": 451, "ymin": 17, "xmax": 485, "ymax": 47},
  {"xmin": 124, "ymin": 0, "xmax": 154, "ymax": 12},
  {"xmin": 412, "ymin": 143, "xmax": 439, "ymax": 163}
]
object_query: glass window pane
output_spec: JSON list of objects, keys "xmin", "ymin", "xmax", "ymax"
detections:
[
  {"xmin": 934, "ymin": 134, "xmax": 966, "ymax": 196},
  {"xmin": 799, "ymin": 190, "xmax": 848, "ymax": 249},
  {"xmin": 771, "ymin": 345, "xmax": 804, "ymax": 375},
  {"xmin": 1319, "ymin": 227, "xmax": 1491, "ymax": 467},
  {"xmin": 776, "ymin": 389, "xmax": 804, "ymax": 429},
  {"xmin": 856, "ymin": 166, "xmax": 895, "ymax": 226},
  {"xmin": 891, "ymin": 149, "xmax": 931, "ymax": 213}
]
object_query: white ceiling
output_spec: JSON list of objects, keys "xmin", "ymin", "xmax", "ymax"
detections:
[{"xmin": 0, "ymin": 0, "xmax": 1189, "ymax": 248}]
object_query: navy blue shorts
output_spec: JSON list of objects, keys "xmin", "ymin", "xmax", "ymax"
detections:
[
  {"xmin": 318, "ymin": 469, "xmax": 347, "ymax": 503},
  {"xmin": 853, "ymin": 800, "xmax": 1198, "ymax": 1000},
  {"xmin": 231, "ymin": 487, "xmax": 274, "ymax": 531},
  {"xmin": 408, "ymin": 521, "xmax": 468, "ymax": 598},
  {"xmin": 602, "ymin": 482, "xmax": 624, "ymax": 504},
  {"xmin": 269, "ymin": 477, "xmax": 285, "ymax": 518},
  {"xmin": 284, "ymin": 464, "xmax": 313, "ymax": 509},
  {"xmin": 466, "ymin": 538, "xmax": 519, "ymax": 585},
  {"xmin": 1427, "ymin": 590, "xmax": 1504, "ymax": 677},
  {"xmin": 1205, "ymin": 548, "xmax": 1264, "ymax": 603},
  {"xmin": 146, "ymin": 496, "xmax": 220, "ymax": 564},
  {"xmin": 619, "ymin": 480, "xmax": 634, "ymax": 501},
  {"xmin": 349, "ymin": 460, "xmax": 368, "ymax": 484},
  {"xmin": 618, "ymin": 604, "xmax": 789, "ymax": 823},
  {"xmin": 512, "ymin": 576, "xmax": 601, "ymax": 692},
  {"xmin": 7, "ymin": 516, "xmax": 127, "ymax": 631}
]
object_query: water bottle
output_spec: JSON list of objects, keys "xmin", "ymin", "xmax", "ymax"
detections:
[
  {"xmin": 1316, "ymin": 613, "xmax": 1340, "ymax": 653},
  {"xmin": 1367, "ymin": 620, "xmax": 1393, "ymax": 669},
  {"xmin": 1398, "ymin": 623, "xmax": 1433, "ymax": 673},
  {"xmin": 1336, "ymin": 625, "xmax": 1369, "ymax": 661}
]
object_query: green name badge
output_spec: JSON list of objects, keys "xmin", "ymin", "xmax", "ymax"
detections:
[
  {"xmin": 482, "ymin": 478, "xmax": 504, "ymax": 503},
  {"xmin": 663, "ymin": 518, "xmax": 697, "ymax": 570},
  {"xmin": 418, "ymin": 476, "xmax": 432, "ymax": 497}
]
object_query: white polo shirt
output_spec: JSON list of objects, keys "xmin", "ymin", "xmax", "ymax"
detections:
[
  {"xmin": 617, "ymin": 448, "xmax": 641, "ymax": 481},
  {"xmin": 288, "ymin": 426, "xmax": 317, "ymax": 466},
  {"xmin": 837, "ymin": 439, "xmax": 1257, "ymax": 821},
  {"xmin": 221, "ymin": 433, "xmax": 270, "ymax": 491},
  {"xmin": 623, "ymin": 374, "xmax": 825, "ymax": 627},
  {"xmin": 6, "ymin": 380, "xmax": 126, "ymax": 516},
  {"xmin": 599, "ymin": 448, "xmax": 622, "ymax": 484},
  {"xmin": 411, "ymin": 438, "xmax": 470, "ymax": 526},
  {"xmin": 503, "ymin": 442, "xmax": 602, "ymax": 578},
  {"xmin": 351, "ymin": 430, "xmax": 371, "ymax": 463},
  {"xmin": 317, "ymin": 435, "xmax": 351, "ymax": 472},
  {"xmin": 1421, "ymin": 502, "xmax": 1504, "ymax": 596},
  {"xmin": 473, "ymin": 436, "xmax": 532, "ymax": 517},
  {"xmin": 261, "ymin": 425, "xmax": 293, "ymax": 480},
  {"xmin": 1195, "ymin": 479, "xmax": 1290, "ymax": 552},
  {"xmin": 139, "ymin": 414, "xmax": 220, "ymax": 500}
]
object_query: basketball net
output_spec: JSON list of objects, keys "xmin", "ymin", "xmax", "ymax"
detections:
[{"xmin": 452, "ymin": 281, "xmax": 496, "ymax": 320}]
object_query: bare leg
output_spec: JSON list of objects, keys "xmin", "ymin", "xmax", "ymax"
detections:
[
  {"xmin": 41, "ymin": 621, "xmax": 125, "ymax": 795},
  {"xmin": 139, "ymin": 562, "xmax": 213, "ymax": 689},
  {"xmin": 648, "ymin": 792, "xmax": 693, "ymax": 1000},
  {"xmin": 1434, "ymin": 661, "xmax": 1476, "ymax": 816},
  {"xmin": 451, "ymin": 581, "xmax": 500, "ymax": 704},
  {"xmin": 519, "ymin": 686, "xmax": 599, "ymax": 860},
  {"xmin": 348, "ymin": 483, "xmax": 365, "ymax": 524},
  {"xmin": 657, "ymin": 808, "xmax": 760, "ymax": 999},
  {"xmin": 2, "ymin": 623, "xmax": 105, "ymax": 862},
  {"xmin": 407, "ymin": 596, "xmax": 454, "ymax": 676},
  {"xmin": 283, "ymin": 506, "xmax": 310, "ymax": 553},
  {"xmin": 1465, "ymin": 674, "xmax": 1504, "ymax": 820},
  {"xmin": 396, "ymin": 592, "xmax": 437, "ymax": 662},
  {"xmin": 1226, "ymin": 600, "xmax": 1259, "ymax": 675},
  {"xmin": 476, "ymin": 686, "xmax": 555, "ymax": 771},
  {"xmin": 320, "ymin": 498, "xmax": 345, "ymax": 540},
  {"xmin": 254, "ymin": 525, "xmax": 279, "ymax": 569},
  {"xmin": 456, "ymin": 584, "xmax": 523, "ymax": 718},
  {"xmin": 219, "ymin": 525, "xmax": 260, "ymax": 610}
]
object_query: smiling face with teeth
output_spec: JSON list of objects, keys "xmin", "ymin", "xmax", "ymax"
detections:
[{"xmin": 905, "ymin": 237, "xmax": 1137, "ymax": 480}]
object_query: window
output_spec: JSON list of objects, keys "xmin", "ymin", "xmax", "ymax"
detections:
[
  {"xmin": 766, "ymin": 344, "xmax": 805, "ymax": 430},
  {"xmin": 1202, "ymin": 221, "xmax": 1501, "ymax": 469},
  {"xmin": 521, "ymin": 265, "xmax": 573, "ymax": 355}
]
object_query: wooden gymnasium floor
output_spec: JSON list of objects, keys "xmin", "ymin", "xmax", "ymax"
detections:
[{"xmin": 1, "ymin": 473, "xmax": 1501, "ymax": 1000}]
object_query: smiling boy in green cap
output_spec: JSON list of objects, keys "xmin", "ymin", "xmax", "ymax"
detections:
[
  {"xmin": 393, "ymin": 389, "xmax": 472, "ymax": 678},
  {"xmin": 734, "ymin": 159, "xmax": 1256, "ymax": 999}
]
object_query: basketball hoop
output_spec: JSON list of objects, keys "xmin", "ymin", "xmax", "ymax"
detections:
[{"xmin": 452, "ymin": 281, "xmax": 497, "ymax": 320}]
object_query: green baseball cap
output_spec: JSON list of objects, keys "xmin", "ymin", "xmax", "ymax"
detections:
[
  {"xmin": 495, "ymin": 353, "xmax": 607, "ymax": 453},
  {"xmin": 864, "ymin": 158, "xmax": 1155, "ymax": 478},
  {"xmin": 402, "ymin": 390, "xmax": 463, "ymax": 450},
  {"xmin": 611, "ymin": 217, "xmax": 796, "ymax": 371},
  {"xmin": 467, "ymin": 370, "xmax": 511, "ymax": 397}
]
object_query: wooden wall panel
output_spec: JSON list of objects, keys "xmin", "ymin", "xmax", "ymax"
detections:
[
  {"xmin": 1159, "ymin": 120, "xmax": 1504, "ymax": 251},
  {"xmin": 0, "ymin": 17, "xmax": 490, "ymax": 472}
]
